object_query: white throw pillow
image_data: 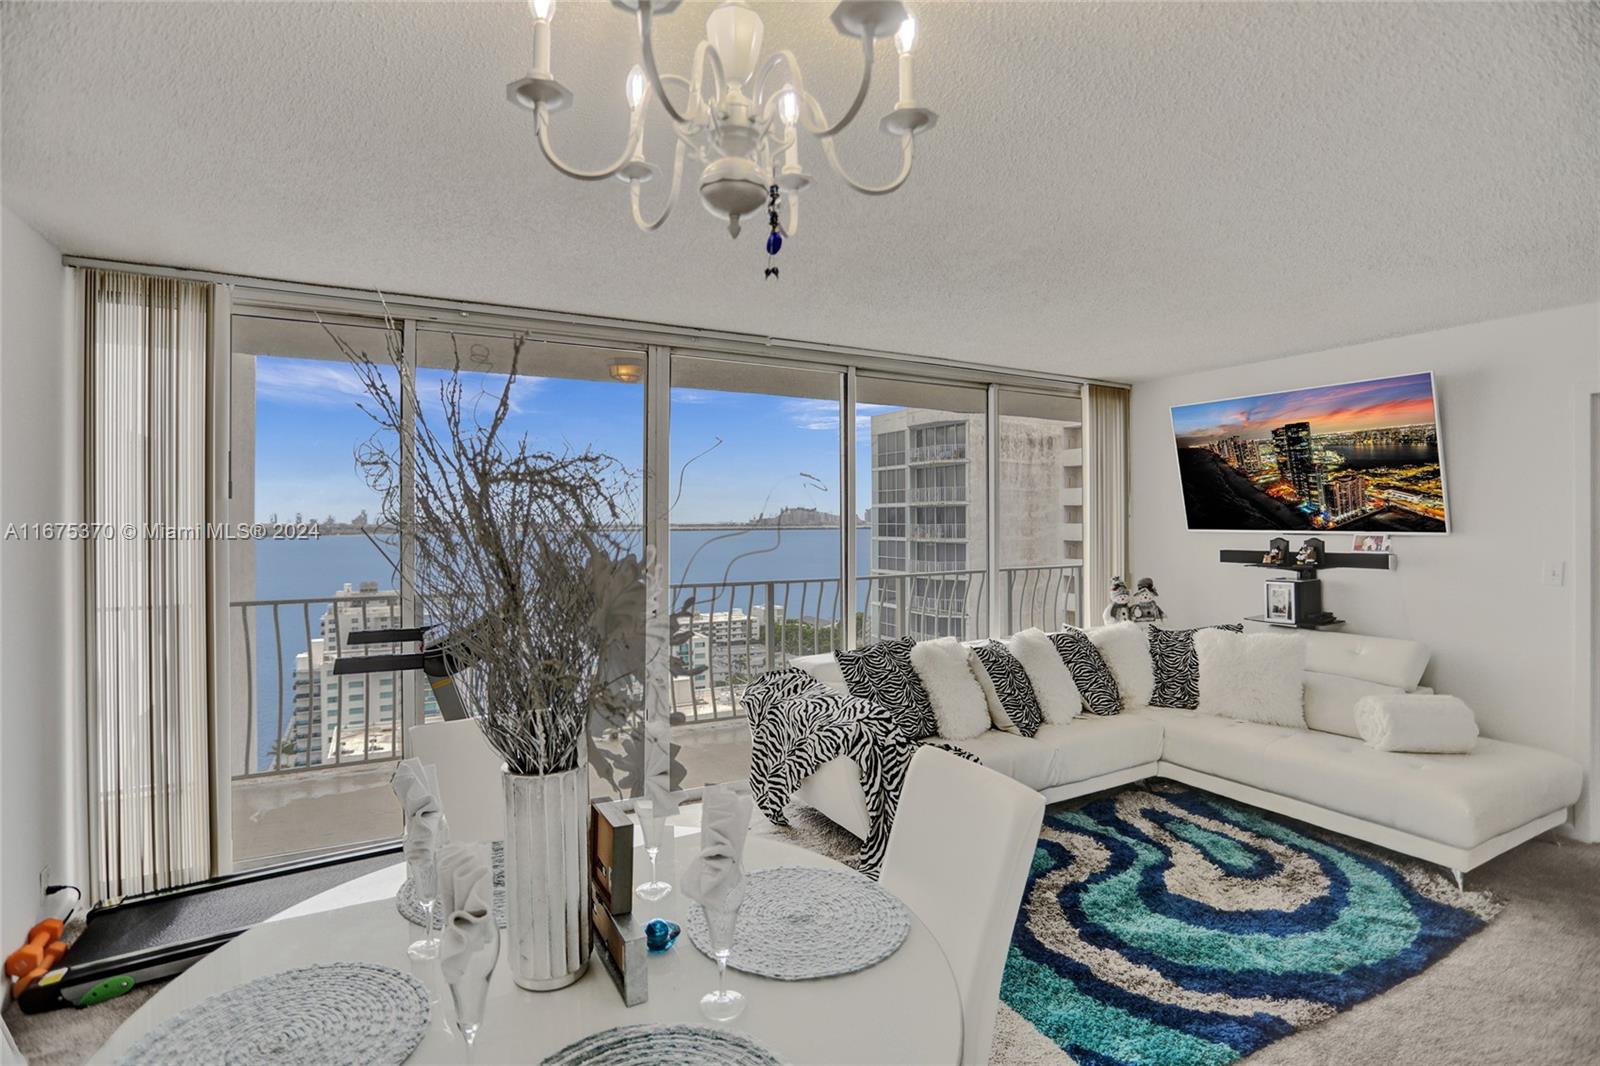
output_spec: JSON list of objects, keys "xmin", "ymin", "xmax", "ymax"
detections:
[
  {"xmin": 1088, "ymin": 622, "xmax": 1154, "ymax": 710},
  {"xmin": 908, "ymin": 636, "xmax": 992, "ymax": 741},
  {"xmin": 1007, "ymin": 628, "xmax": 1082, "ymax": 724},
  {"xmin": 1354, "ymin": 693, "xmax": 1478, "ymax": 753},
  {"xmin": 1193, "ymin": 629, "xmax": 1306, "ymax": 728},
  {"xmin": 1303, "ymin": 670, "xmax": 1404, "ymax": 738}
]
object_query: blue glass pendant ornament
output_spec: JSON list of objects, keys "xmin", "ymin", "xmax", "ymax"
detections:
[
  {"xmin": 763, "ymin": 183, "xmax": 782, "ymax": 279},
  {"xmin": 645, "ymin": 919, "xmax": 681, "ymax": 953}
]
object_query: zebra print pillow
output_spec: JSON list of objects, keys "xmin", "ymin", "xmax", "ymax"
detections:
[
  {"xmin": 1148, "ymin": 624, "xmax": 1246, "ymax": 710},
  {"xmin": 835, "ymin": 636, "xmax": 939, "ymax": 741},
  {"xmin": 1048, "ymin": 628, "xmax": 1122, "ymax": 716},
  {"xmin": 969, "ymin": 641, "xmax": 1043, "ymax": 737}
]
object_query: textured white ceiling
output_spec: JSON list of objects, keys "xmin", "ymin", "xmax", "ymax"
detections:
[{"xmin": 3, "ymin": 1, "xmax": 1595, "ymax": 381}]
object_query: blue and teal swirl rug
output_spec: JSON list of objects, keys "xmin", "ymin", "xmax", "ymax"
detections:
[{"xmin": 1002, "ymin": 784, "xmax": 1502, "ymax": 1066}]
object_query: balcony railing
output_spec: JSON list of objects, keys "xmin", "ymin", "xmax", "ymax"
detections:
[
  {"xmin": 229, "ymin": 564, "xmax": 1082, "ymax": 778},
  {"xmin": 908, "ymin": 443, "xmax": 967, "ymax": 464},
  {"xmin": 909, "ymin": 523, "xmax": 967, "ymax": 540},
  {"xmin": 230, "ymin": 591, "xmax": 410, "ymax": 782},
  {"xmin": 907, "ymin": 485, "xmax": 967, "ymax": 503}
]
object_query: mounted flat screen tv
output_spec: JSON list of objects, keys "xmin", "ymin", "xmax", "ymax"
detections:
[{"xmin": 1170, "ymin": 372, "xmax": 1450, "ymax": 533}]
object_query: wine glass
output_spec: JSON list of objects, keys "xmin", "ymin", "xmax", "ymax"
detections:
[
  {"xmin": 698, "ymin": 898, "xmax": 745, "ymax": 1022},
  {"xmin": 406, "ymin": 850, "xmax": 441, "ymax": 960},
  {"xmin": 447, "ymin": 949, "xmax": 494, "ymax": 1052},
  {"xmin": 408, "ymin": 764, "xmax": 450, "ymax": 959},
  {"xmin": 635, "ymin": 800, "xmax": 671, "ymax": 902}
]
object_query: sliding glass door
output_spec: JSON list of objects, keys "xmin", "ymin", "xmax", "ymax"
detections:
[
  {"xmin": 856, "ymin": 376, "xmax": 990, "ymax": 643},
  {"xmin": 996, "ymin": 389, "xmax": 1087, "ymax": 632},
  {"xmin": 414, "ymin": 328, "xmax": 647, "ymax": 803},
  {"xmin": 227, "ymin": 313, "xmax": 404, "ymax": 867},
  {"xmin": 667, "ymin": 355, "xmax": 845, "ymax": 792}
]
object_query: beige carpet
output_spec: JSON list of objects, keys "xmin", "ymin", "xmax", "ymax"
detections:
[{"xmin": 8, "ymin": 805, "xmax": 1599, "ymax": 1066}]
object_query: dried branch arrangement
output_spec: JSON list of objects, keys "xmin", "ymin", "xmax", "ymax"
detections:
[{"xmin": 334, "ymin": 327, "xmax": 646, "ymax": 777}]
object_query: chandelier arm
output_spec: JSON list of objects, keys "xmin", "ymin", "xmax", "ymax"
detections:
[
  {"xmin": 637, "ymin": 2, "xmax": 691, "ymax": 125},
  {"xmin": 818, "ymin": 131, "xmax": 915, "ymax": 195},
  {"xmin": 808, "ymin": 34, "xmax": 875, "ymax": 139},
  {"xmin": 535, "ymin": 105, "xmax": 643, "ymax": 182},
  {"xmin": 751, "ymin": 49, "xmax": 806, "ymax": 117},
  {"xmin": 780, "ymin": 192, "xmax": 800, "ymax": 238},
  {"xmin": 638, "ymin": 3, "xmax": 722, "ymax": 128},
  {"xmin": 630, "ymin": 137, "xmax": 689, "ymax": 232}
]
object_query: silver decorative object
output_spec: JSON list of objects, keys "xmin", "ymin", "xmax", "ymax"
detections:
[{"xmin": 503, "ymin": 766, "xmax": 592, "ymax": 991}]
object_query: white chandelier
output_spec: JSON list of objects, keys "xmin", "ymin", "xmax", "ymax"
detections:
[{"xmin": 507, "ymin": 0, "xmax": 938, "ymax": 273}]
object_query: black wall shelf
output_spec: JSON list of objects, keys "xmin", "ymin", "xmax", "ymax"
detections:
[
  {"xmin": 1243, "ymin": 614, "xmax": 1347, "ymax": 630},
  {"xmin": 1219, "ymin": 549, "xmax": 1393, "ymax": 575}
]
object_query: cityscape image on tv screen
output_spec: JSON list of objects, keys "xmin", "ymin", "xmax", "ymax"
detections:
[{"xmin": 1170, "ymin": 372, "xmax": 1449, "ymax": 533}]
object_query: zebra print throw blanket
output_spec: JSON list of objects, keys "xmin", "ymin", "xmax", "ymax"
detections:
[{"xmin": 743, "ymin": 668, "xmax": 978, "ymax": 876}]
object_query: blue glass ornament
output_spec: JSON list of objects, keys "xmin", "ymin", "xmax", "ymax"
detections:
[
  {"xmin": 766, "ymin": 231, "xmax": 782, "ymax": 255},
  {"xmin": 645, "ymin": 918, "xmax": 681, "ymax": 953}
]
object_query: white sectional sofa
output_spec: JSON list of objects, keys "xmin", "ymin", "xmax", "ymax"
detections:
[{"xmin": 788, "ymin": 629, "xmax": 1584, "ymax": 884}]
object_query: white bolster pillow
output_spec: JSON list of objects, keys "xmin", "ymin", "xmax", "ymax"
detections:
[{"xmin": 1354, "ymin": 693, "xmax": 1478, "ymax": 753}]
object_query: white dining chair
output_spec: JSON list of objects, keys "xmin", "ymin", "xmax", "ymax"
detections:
[
  {"xmin": 879, "ymin": 747, "xmax": 1046, "ymax": 1066},
  {"xmin": 408, "ymin": 719, "xmax": 506, "ymax": 843}
]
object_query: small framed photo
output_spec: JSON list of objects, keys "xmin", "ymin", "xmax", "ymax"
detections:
[
  {"xmin": 1351, "ymin": 534, "xmax": 1392, "ymax": 554},
  {"xmin": 1264, "ymin": 579, "xmax": 1297, "ymax": 623}
]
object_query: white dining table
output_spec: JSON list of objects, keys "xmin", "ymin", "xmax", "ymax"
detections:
[{"xmin": 91, "ymin": 829, "xmax": 962, "ymax": 1065}]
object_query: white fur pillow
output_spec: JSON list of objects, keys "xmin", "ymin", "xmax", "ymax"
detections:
[
  {"xmin": 1194, "ymin": 629, "xmax": 1306, "ymax": 728},
  {"xmin": 1007, "ymin": 627, "xmax": 1082, "ymax": 724},
  {"xmin": 1088, "ymin": 622, "xmax": 1154, "ymax": 710},
  {"xmin": 908, "ymin": 637, "xmax": 992, "ymax": 741}
]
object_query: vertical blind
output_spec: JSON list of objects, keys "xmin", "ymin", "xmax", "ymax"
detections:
[
  {"xmin": 84, "ymin": 269, "xmax": 213, "ymax": 900},
  {"xmin": 1085, "ymin": 384, "xmax": 1130, "ymax": 625}
]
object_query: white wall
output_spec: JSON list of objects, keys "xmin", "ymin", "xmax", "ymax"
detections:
[
  {"xmin": 1129, "ymin": 303, "xmax": 1600, "ymax": 840},
  {"xmin": 0, "ymin": 206, "xmax": 84, "ymax": 951}
]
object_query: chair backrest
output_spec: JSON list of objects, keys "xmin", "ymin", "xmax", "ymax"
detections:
[
  {"xmin": 879, "ymin": 747, "xmax": 1046, "ymax": 1066},
  {"xmin": 408, "ymin": 719, "xmax": 506, "ymax": 843}
]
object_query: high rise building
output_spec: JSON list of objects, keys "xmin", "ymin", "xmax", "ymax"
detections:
[
  {"xmin": 288, "ymin": 582, "xmax": 438, "ymax": 765},
  {"xmin": 1271, "ymin": 421, "xmax": 1317, "ymax": 501},
  {"xmin": 1322, "ymin": 473, "xmax": 1368, "ymax": 519},
  {"xmin": 867, "ymin": 410, "xmax": 1083, "ymax": 641}
]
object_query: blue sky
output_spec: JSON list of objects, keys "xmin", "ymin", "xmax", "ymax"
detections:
[{"xmin": 254, "ymin": 357, "xmax": 883, "ymax": 524}]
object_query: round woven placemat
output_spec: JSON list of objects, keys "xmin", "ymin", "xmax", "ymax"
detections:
[
  {"xmin": 684, "ymin": 866, "xmax": 910, "ymax": 980},
  {"xmin": 397, "ymin": 840, "xmax": 507, "ymax": 929},
  {"xmin": 115, "ymin": 962, "xmax": 430, "ymax": 1066},
  {"xmin": 540, "ymin": 1024, "xmax": 780, "ymax": 1066}
]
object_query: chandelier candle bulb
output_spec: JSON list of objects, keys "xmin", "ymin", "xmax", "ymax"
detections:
[
  {"xmin": 895, "ymin": 15, "xmax": 916, "ymax": 104},
  {"xmin": 626, "ymin": 65, "xmax": 646, "ymax": 112},
  {"xmin": 530, "ymin": 1, "xmax": 554, "ymax": 77}
]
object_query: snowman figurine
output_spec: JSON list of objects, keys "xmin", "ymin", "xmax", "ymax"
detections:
[
  {"xmin": 1130, "ymin": 577, "xmax": 1166, "ymax": 624},
  {"xmin": 1103, "ymin": 576, "xmax": 1134, "ymax": 625}
]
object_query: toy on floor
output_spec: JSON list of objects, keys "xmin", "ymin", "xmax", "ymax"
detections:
[
  {"xmin": 1103, "ymin": 577, "xmax": 1134, "ymax": 624},
  {"xmin": 1130, "ymin": 577, "xmax": 1166, "ymax": 623}
]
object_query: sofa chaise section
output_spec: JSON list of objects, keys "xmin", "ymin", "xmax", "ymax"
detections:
[{"xmin": 783, "ymin": 630, "xmax": 1584, "ymax": 881}]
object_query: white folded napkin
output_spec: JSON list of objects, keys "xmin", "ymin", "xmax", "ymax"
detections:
[
  {"xmin": 1355, "ymin": 693, "xmax": 1479, "ymax": 753},
  {"xmin": 392, "ymin": 758, "xmax": 445, "ymax": 867},
  {"xmin": 681, "ymin": 786, "xmax": 754, "ymax": 912},
  {"xmin": 437, "ymin": 843, "xmax": 499, "ymax": 983}
]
